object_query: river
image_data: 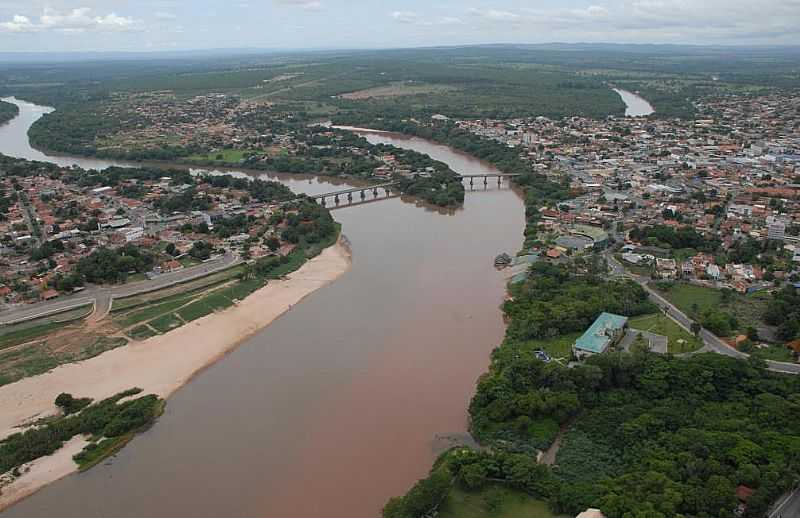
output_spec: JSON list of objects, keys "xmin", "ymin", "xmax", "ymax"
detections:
[
  {"xmin": 613, "ymin": 88, "xmax": 655, "ymax": 117},
  {"xmin": 0, "ymin": 99, "xmax": 525, "ymax": 517}
]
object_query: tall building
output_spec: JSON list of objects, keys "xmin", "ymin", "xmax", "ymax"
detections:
[{"xmin": 766, "ymin": 216, "xmax": 786, "ymax": 241}]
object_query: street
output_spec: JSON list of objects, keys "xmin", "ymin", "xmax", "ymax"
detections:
[
  {"xmin": 605, "ymin": 252, "xmax": 800, "ymax": 375},
  {"xmin": 0, "ymin": 252, "xmax": 240, "ymax": 325},
  {"xmin": 769, "ymin": 488, "xmax": 800, "ymax": 518}
]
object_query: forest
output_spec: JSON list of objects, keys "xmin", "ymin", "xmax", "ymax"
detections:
[
  {"xmin": 0, "ymin": 100, "xmax": 18, "ymax": 125},
  {"xmin": 388, "ymin": 339, "xmax": 800, "ymax": 518}
]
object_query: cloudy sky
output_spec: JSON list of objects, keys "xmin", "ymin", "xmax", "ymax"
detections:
[{"xmin": 0, "ymin": 0, "xmax": 798, "ymax": 52}]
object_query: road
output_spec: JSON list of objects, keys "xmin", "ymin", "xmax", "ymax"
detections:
[
  {"xmin": 606, "ymin": 252, "xmax": 800, "ymax": 375},
  {"xmin": 0, "ymin": 252, "xmax": 240, "ymax": 325},
  {"xmin": 769, "ymin": 488, "xmax": 800, "ymax": 518}
]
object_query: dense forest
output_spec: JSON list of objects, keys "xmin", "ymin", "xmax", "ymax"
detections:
[
  {"xmin": 392, "ymin": 351, "xmax": 800, "ymax": 518},
  {"xmin": 0, "ymin": 100, "xmax": 19, "ymax": 125}
]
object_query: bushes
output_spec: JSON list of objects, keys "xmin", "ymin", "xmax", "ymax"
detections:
[
  {"xmin": 0, "ymin": 389, "xmax": 163, "ymax": 475},
  {"xmin": 55, "ymin": 393, "xmax": 92, "ymax": 415}
]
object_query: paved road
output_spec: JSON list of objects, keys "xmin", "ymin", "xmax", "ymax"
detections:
[
  {"xmin": 769, "ymin": 488, "xmax": 800, "ymax": 518},
  {"xmin": 606, "ymin": 252, "xmax": 800, "ymax": 375},
  {"xmin": 0, "ymin": 252, "xmax": 240, "ymax": 325}
]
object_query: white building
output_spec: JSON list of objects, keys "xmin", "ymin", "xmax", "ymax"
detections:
[
  {"xmin": 766, "ymin": 216, "xmax": 786, "ymax": 241},
  {"xmin": 122, "ymin": 227, "xmax": 145, "ymax": 242}
]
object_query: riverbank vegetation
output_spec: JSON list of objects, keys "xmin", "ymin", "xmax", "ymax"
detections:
[
  {"xmin": 389, "ymin": 350, "xmax": 800, "ymax": 518},
  {"xmin": 0, "ymin": 100, "xmax": 18, "ymax": 125},
  {"xmin": 0, "ymin": 388, "xmax": 163, "ymax": 475}
]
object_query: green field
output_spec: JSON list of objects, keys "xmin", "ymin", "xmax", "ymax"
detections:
[
  {"xmin": 148, "ymin": 314, "xmax": 184, "ymax": 334},
  {"xmin": 750, "ymin": 345, "xmax": 794, "ymax": 362},
  {"xmin": 520, "ymin": 332, "xmax": 581, "ymax": 360},
  {"xmin": 127, "ymin": 325, "xmax": 158, "ymax": 341},
  {"xmin": 655, "ymin": 282, "xmax": 771, "ymax": 337},
  {"xmin": 0, "ymin": 304, "xmax": 93, "ymax": 349},
  {"xmin": 628, "ymin": 313, "xmax": 703, "ymax": 354},
  {"xmin": 438, "ymin": 486, "xmax": 564, "ymax": 518}
]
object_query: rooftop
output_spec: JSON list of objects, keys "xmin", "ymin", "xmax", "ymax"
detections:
[{"xmin": 575, "ymin": 312, "xmax": 629, "ymax": 354}]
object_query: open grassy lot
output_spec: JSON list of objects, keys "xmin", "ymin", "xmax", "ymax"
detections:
[
  {"xmin": 519, "ymin": 332, "xmax": 581, "ymax": 360},
  {"xmin": 0, "ymin": 304, "xmax": 93, "ymax": 350},
  {"xmin": 177, "ymin": 292, "xmax": 235, "ymax": 323},
  {"xmin": 111, "ymin": 265, "xmax": 244, "ymax": 313},
  {"xmin": 148, "ymin": 314, "xmax": 184, "ymax": 334},
  {"xmin": 750, "ymin": 344, "xmax": 795, "ymax": 362},
  {"xmin": 127, "ymin": 325, "xmax": 158, "ymax": 341},
  {"xmin": 115, "ymin": 293, "xmax": 198, "ymax": 328},
  {"xmin": 655, "ymin": 282, "xmax": 771, "ymax": 337},
  {"xmin": 438, "ymin": 486, "xmax": 565, "ymax": 518},
  {"xmin": 628, "ymin": 313, "xmax": 703, "ymax": 354}
]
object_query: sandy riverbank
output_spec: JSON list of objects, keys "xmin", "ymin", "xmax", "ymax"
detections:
[{"xmin": 0, "ymin": 240, "xmax": 351, "ymax": 511}]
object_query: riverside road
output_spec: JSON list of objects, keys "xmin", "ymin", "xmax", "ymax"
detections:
[{"xmin": 0, "ymin": 252, "xmax": 239, "ymax": 325}]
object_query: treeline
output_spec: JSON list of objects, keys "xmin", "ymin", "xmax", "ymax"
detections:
[
  {"xmin": 0, "ymin": 388, "xmax": 163, "ymax": 475},
  {"xmin": 27, "ymin": 101, "xmax": 141, "ymax": 156},
  {"xmin": 629, "ymin": 224, "xmax": 718, "ymax": 252},
  {"xmin": 764, "ymin": 285, "xmax": 800, "ymax": 341},
  {"xmin": 75, "ymin": 244, "xmax": 155, "ymax": 284},
  {"xmin": 0, "ymin": 100, "xmax": 19, "ymax": 125}
]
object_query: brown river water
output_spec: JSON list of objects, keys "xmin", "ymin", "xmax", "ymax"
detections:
[{"xmin": 0, "ymin": 98, "xmax": 525, "ymax": 517}]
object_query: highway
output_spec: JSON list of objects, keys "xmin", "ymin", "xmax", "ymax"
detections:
[
  {"xmin": 769, "ymin": 488, "xmax": 800, "ymax": 518},
  {"xmin": 605, "ymin": 252, "xmax": 800, "ymax": 375},
  {"xmin": 0, "ymin": 251, "xmax": 240, "ymax": 325}
]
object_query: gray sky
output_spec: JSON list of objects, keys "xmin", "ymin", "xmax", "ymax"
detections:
[{"xmin": 1, "ymin": 0, "xmax": 798, "ymax": 52}]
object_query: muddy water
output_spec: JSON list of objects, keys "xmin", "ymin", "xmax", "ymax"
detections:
[{"xmin": 0, "ymin": 100, "xmax": 525, "ymax": 517}]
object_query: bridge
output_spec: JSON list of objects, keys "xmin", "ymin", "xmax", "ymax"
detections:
[
  {"xmin": 309, "ymin": 182, "xmax": 400, "ymax": 207},
  {"xmin": 459, "ymin": 173, "xmax": 522, "ymax": 187},
  {"xmin": 292, "ymin": 173, "xmax": 523, "ymax": 208}
]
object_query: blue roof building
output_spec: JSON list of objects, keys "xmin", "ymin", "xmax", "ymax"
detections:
[{"xmin": 573, "ymin": 312, "xmax": 629, "ymax": 358}]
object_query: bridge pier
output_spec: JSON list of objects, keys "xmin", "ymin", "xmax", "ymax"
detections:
[
  {"xmin": 483, "ymin": 176, "xmax": 488, "ymax": 186},
  {"xmin": 498, "ymin": 176, "xmax": 502, "ymax": 186},
  {"xmin": 470, "ymin": 178, "xmax": 474, "ymax": 187},
  {"xmin": 334, "ymin": 195, "xmax": 340, "ymax": 204},
  {"xmin": 361, "ymin": 190, "xmax": 366, "ymax": 199},
  {"xmin": 320, "ymin": 197, "xmax": 326, "ymax": 207},
  {"xmin": 373, "ymin": 188, "xmax": 378, "ymax": 196},
  {"xmin": 347, "ymin": 193, "xmax": 353, "ymax": 203}
]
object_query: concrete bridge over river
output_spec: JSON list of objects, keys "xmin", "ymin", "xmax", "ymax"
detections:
[{"xmin": 302, "ymin": 173, "xmax": 522, "ymax": 207}]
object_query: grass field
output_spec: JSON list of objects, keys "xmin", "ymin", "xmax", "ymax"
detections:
[
  {"xmin": 127, "ymin": 325, "xmax": 158, "ymax": 341},
  {"xmin": 438, "ymin": 486, "xmax": 565, "ymax": 518},
  {"xmin": 628, "ymin": 313, "xmax": 703, "ymax": 354},
  {"xmin": 148, "ymin": 314, "xmax": 184, "ymax": 334},
  {"xmin": 0, "ymin": 304, "xmax": 93, "ymax": 349},
  {"xmin": 520, "ymin": 332, "xmax": 581, "ymax": 360},
  {"xmin": 655, "ymin": 282, "xmax": 771, "ymax": 337},
  {"xmin": 750, "ymin": 345, "xmax": 794, "ymax": 362}
]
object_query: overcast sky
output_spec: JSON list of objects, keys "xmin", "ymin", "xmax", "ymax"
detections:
[{"xmin": 0, "ymin": 0, "xmax": 798, "ymax": 52}]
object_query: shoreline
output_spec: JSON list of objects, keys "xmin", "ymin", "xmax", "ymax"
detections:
[{"xmin": 0, "ymin": 239, "xmax": 352, "ymax": 512}]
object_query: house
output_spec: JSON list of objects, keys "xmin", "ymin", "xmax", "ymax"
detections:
[
  {"xmin": 41, "ymin": 289, "xmax": 59, "ymax": 301},
  {"xmin": 573, "ymin": 312, "xmax": 629, "ymax": 359}
]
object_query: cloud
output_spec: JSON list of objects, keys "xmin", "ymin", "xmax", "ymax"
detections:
[
  {"xmin": 391, "ymin": 11, "xmax": 419, "ymax": 24},
  {"xmin": 273, "ymin": 0, "xmax": 322, "ymax": 10},
  {"xmin": 467, "ymin": 8, "xmax": 521, "ymax": 23},
  {"xmin": 154, "ymin": 12, "xmax": 177, "ymax": 20},
  {"xmin": 0, "ymin": 7, "xmax": 138, "ymax": 33}
]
